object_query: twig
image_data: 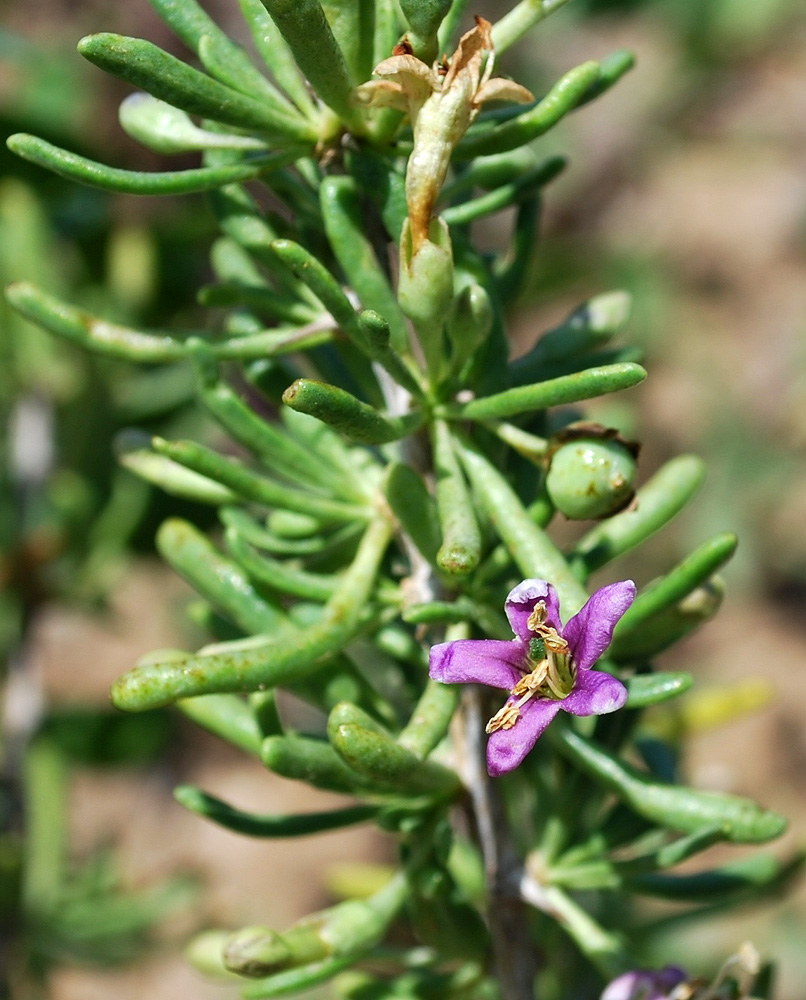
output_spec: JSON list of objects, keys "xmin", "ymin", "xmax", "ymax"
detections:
[{"xmin": 459, "ymin": 686, "xmax": 538, "ymax": 1000}]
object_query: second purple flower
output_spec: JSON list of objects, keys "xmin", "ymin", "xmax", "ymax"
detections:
[{"xmin": 429, "ymin": 578, "xmax": 636, "ymax": 776}]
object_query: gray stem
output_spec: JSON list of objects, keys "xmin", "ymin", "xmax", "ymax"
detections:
[{"xmin": 458, "ymin": 687, "xmax": 538, "ymax": 1000}]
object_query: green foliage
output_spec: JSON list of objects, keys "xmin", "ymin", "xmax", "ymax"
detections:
[{"xmin": 4, "ymin": 1, "xmax": 785, "ymax": 998}]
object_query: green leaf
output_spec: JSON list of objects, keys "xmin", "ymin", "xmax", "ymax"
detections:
[
  {"xmin": 156, "ymin": 518, "xmax": 289, "ymax": 635},
  {"xmin": 384, "ymin": 462, "xmax": 441, "ymax": 565},
  {"xmin": 240, "ymin": 956, "xmax": 357, "ymax": 998},
  {"xmin": 115, "ymin": 430, "xmax": 237, "ymax": 504},
  {"xmin": 609, "ymin": 580, "xmax": 725, "ymax": 662},
  {"xmin": 441, "ymin": 156, "xmax": 566, "ymax": 227},
  {"xmin": 613, "ymin": 533, "xmax": 738, "ymax": 640},
  {"xmin": 282, "ymin": 379, "xmax": 425, "ymax": 445},
  {"xmin": 262, "ymin": 734, "xmax": 390, "ymax": 794},
  {"xmin": 119, "ymin": 93, "xmax": 271, "ymax": 154},
  {"xmin": 441, "ymin": 147, "xmax": 543, "ymax": 199},
  {"xmin": 570, "ymin": 455, "xmax": 707, "ymax": 577},
  {"xmin": 493, "ymin": 196, "xmax": 540, "ymax": 302},
  {"xmin": 510, "ymin": 290, "xmax": 631, "ymax": 385},
  {"xmin": 345, "ymin": 148, "xmax": 408, "ymax": 243},
  {"xmin": 238, "ymin": 0, "xmax": 318, "ymax": 116},
  {"xmin": 321, "ymin": 0, "xmax": 376, "ymax": 84},
  {"xmin": 576, "ymin": 50, "xmax": 636, "ymax": 107},
  {"xmin": 152, "ymin": 436, "xmax": 368, "ymax": 521},
  {"xmin": 445, "ymin": 282, "xmax": 494, "ymax": 376},
  {"xmin": 491, "ymin": 0, "xmax": 574, "ymax": 53},
  {"xmin": 455, "ymin": 436, "xmax": 589, "ymax": 614},
  {"xmin": 220, "ymin": 508, "xmax": 362, "ymax": 558},
  {"xmin": 177, "ymin": 695, "xmax": 264, "ymax": 756},
  {"xmin": 281, "ymin": 407, "xmax": 381, "ymax": 496},
  {"xmin": 626, "ymin": 853, "xmax": 804, "ymax": 903},
  {"xmin": 207, "ymin": 184, "xmax": 306, "ymax": 297},
  {"xmin": 357, "ymin": 311, "xmax": 425, "ymax": 399},
  {"xmin": 443, "ymin": 363, "xmax": 646, "ymax": 422},
  {"xmin": 268, "ymin": 238, "xmax": 370, "ymax": 350},
  {"xmin": 225, "ymin": 528, "xmax": 339, "ymax": 602},
  {"xmin": 255, "ymin": 0, "xmax": 359, "ymax": 123},
  {"xmin": 457, "ymin": 60, "xmax": 601, "ymax": 158},
  {"xmin": 551, "ymin": 727, "xmax": 787, "ymax": 844},
  {"xmin": 7, "ymin": 135, "xmax": 287, "ymax": 195},
  {"xmin": 233, "ymin": 875, "xmax": 407, "ymax": 991},
  {"xmin": 111, "ymin": 517, "xmax": 392, "ymax": 710},
  {"xmin": 174, "ymin": 785, "xmax": 377, "ymax": 837},
  {"xmin": 624, "ymin": 672, "xmax": 693, "ymax": 708},
  {"xmin": 188, "ymin": 341, "xmax": 358, "ymax": 497},
  {"xmin": 432, "ymin": 420, "xmax": 481, "ymax": 577},
  {"xmin": 328, "ymin": 704, "xmax": 459, "ymax": 796},
  {"xmin": 399, "ymin": 0, "xmax": 451, "ymax": 60},
  {"xmin": 320, "ymin": 177, "xmax": 410, "ymax": 355},
  {"xmin": 6, "ymin": 281, "xmax": 188, "ymax": 360},
  {"xmin": 146, "ymin": 0, "xmax": 294, "ymax": 109},
  {"xmin": 397, "ymin": 679, "xmax": 459, "ymax": 759},
  {"xmin": 77, "ymin": 33, "xmax": 313, "ymax": 140}
]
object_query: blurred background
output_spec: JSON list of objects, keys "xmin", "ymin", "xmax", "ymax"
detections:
[{"xmin": 1, "ymin": 0, "xmax": 805, "ymax": 996}]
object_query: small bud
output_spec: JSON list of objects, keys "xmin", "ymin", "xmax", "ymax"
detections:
[
  {"xmin": 398, "ymin": 217, "xmax": 455, "ymax": 331},
  {"xmin": 399, "ymin": 0, "xmax": 453, "ymax": 61},
  {"xmin": 447, "ymin": 282, "xmax": 493, "ymax": 372},
  {"xmin": 184, "ymin": 930, "xmax": 236, "ymax": 979},
  {"xmin": 546, "ymin": 425, "xmax": 638, "ymax": 520},
  {"xmin": 223, "ymin": 926, "xmax": 292, "ymax": 977}
]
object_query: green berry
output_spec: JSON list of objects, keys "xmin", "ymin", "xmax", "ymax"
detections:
[{"xmin": 546, "ymin": 438, "xmax": 637, "ymax": 520}]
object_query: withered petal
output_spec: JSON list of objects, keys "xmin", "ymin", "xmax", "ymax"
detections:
[{"xmin": 475, "ymin": 78, "xmax": 535, "ymax": 107}]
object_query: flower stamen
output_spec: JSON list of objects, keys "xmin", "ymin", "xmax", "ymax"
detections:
[
  {"xmin": 485, "ymin": 702, "xmax": 521, "ymax": 733},
  {"xmin": 526, "ymin": 602, "xmax": 570, "ymax": 655},
  {"xmin": 486, "ymin": 647, "xmax": 579, "ymax": 732},
  {"xmin": 429, "ymin": 577, "xmax": 635, "ymax": 775}
]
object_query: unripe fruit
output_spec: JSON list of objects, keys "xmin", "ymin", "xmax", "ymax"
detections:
[{"xmin": 546, "ymin": 428, "xmax": 638, "ymax": 520}]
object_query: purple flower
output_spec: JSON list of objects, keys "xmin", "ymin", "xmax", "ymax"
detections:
[
  {"xmin": 600, "ymin": 966, "xmax": 688, "ymax": 1000},
  {"xmin": 429, "ymin": 578, "xmax": 636, "ymax": 776}
]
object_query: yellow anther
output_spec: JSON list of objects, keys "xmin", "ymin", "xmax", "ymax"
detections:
[
  {"xmin": 526, "ymin": 602, "xmax": 570, "ymax": 655},
  {"xmin": 526, "ymin": 601, "xmax": 547, "ymax": 632},
  {"xmin": 486, "ymin": 703, "xmax": 520, "ymax": 733},
  {"xmin": 513, "ymin": 661, "xmax": 548, "ymax": 696}
]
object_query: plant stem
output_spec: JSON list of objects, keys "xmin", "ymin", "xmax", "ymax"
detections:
[
  {"xmin": 519, "ymin": 876, "xmax": 629, "ymax": 980},
  {"xmin": 458, "ymin": 687, "xmax": 538, "ymax": 1000}
]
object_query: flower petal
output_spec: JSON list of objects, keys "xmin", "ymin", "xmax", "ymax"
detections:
[
  {"xmin": 601, "ymin": 966, "xmax": 687, "ymax": 1000},
  {"xmin": 442, "ymin": 17, "xmax": 492, "ymax": 91},
  {"xmin": 561, "ymin": 668, "xmax": 628, "ymax": 717},
  {"xmin": 562, "ymin": 580, "xmax": 636, "ymax": 671},
  {"xmin": 372, "ymin": 54, "xmax": 438, "ymax": 87},
  {"xmin": 475, "ymin": 78, "xmax": 534, "ymax": 106},
  {"xmin": 429, "ymin": 639, "xmax": 524, "ymax": 690},
  {"xmin": 487, "ymin": 698, "xmax": 561, "ymax": 775},
  {"xmin": 505, "ymin": 579, "xmax": 562, "ymax": 641},
  {"xmin": 353, "ymin": 80, "xmax": 409, "ymax": 111}
]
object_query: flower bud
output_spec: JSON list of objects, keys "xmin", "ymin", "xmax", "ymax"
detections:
[
  {"xmin": 447, "ymin": 282, "xmax": 493, "ymax": 372},
  {"xmin": 223, "ymin": 926, "xmax": 295, "ymax": 977},
  {"xmin": 184, "ymin": 930, "xmax": 236, "ymax": 979},
  {"xmin": 546, "ymin": 425, "xmax": 638, "ymax": 520},
  {"xmin": 398, "ymin": 217, "xmax": 454, "ymax": 331},
  {"xmin": 399, "ymin": 0, "xmax": 453, "ymax": 60}
]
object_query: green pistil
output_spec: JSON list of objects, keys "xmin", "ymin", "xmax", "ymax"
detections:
[
  {"xmin": 552, "ymin": 653, "xmax": 575, "ymax": 694},
  {"xmin": 528, "ymin": 637, "xmax": 546, "ymax": 663}
]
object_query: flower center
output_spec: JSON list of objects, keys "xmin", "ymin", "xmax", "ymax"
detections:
[{"xmin": 485, "ymin": 602, "xmax": 576, "ymax": 734}]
